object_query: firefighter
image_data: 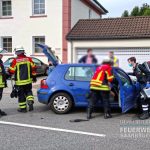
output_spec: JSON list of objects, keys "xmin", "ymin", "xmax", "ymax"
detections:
[
  {"xmin": 8, "ymin": 46, "xmax": 37, "ymax": 113},
  {"xmin": 0, "ymin": 49, "xmax": 8, "ymax": 116},
  {"xmin": 128, "ymin": 57, "xmax": 150, "ymax": 120},
  {"xmin": 87, "ymin": 57, "xmax": 114, "ymax": 119}
]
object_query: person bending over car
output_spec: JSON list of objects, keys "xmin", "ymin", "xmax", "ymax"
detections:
[
  {"xmin": 87, "ymin": 57, "xmax": 114, "ymax": 119},
  {"xmin": 128, "ymin": 57, "xmax": 150, "ymax": 120}
]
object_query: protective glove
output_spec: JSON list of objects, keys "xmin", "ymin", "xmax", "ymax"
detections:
[{"xmin": 32, "ymin": 76, "xmax": 37, "ymax": 83}]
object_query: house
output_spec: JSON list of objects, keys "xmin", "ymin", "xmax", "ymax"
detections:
[
  {"xmin": 67, "ymin": 16, "xmax": 150, "ymax": 71},
  {"xmin": 0, "ymin": 0, "xmax": 107, "ymax": 63}
]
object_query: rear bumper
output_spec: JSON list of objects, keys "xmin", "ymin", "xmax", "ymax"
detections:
[{"xmin": 37, "ymin": 89, "xmax": 50, "ymax": 104}]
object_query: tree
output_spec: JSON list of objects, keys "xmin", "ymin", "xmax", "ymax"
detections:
[
  {"xmin": 144, "ymin": 9, "xmax": 150, "ymax": 16},
  {"xmin": 139, "ymin": 3, "xmax": 150, "ymax": 16},
  {"xmin": 121, "ymin": 3, "xmax": 150, "ymax": 17},
  {"xmin": 122, "ymin": 10, "xmax": 129, "ymax": 17},
  {"xmin": 130, "ymin": 6, "xmax": 140, "ymax": 16}
]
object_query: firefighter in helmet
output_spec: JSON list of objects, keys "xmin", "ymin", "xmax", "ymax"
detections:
[
  {"xmin": 87, "ymin": 57, "xmax": 114, "ymax": 119},
  {"xmin": 0, "ymin": 48, "xmax": 8, "ymax": 116},
  {"xmin": 8, "ymin": 46, "xmax": 37, "ymax": 112}
]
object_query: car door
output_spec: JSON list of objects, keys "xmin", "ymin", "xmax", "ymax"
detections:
[
  {"xmin": 113, "ymin": 68, "xmax": 136, "ymax": 113},
  {"xmin": 64, "ymin": 66, "xmax": 95, "ymax": 105}
]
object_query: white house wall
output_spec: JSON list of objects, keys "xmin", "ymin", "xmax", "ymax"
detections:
[
  {"xmin": 0, "ymin": 0, "xmax": 63, "ymax": 63},
  {"xmin": 71, "ymin": 0, "xmax": 100, "ymax": 27}
]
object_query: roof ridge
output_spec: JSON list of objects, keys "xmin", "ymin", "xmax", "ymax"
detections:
[{"xmin": 79, "ymin": 16, "xmax": 150, "ymax": 21}]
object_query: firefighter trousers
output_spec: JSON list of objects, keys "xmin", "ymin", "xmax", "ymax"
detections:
[
  {"xmin": 17, "ymin": 84, "xmax": 34, "ymax": 110},
  {"xmin": 0, "ymin": 88, "xmax": 3, "ymax": 101},
  {"xmin": 88, "ymin": 90, "xmax": 111, "ymax": 112}
]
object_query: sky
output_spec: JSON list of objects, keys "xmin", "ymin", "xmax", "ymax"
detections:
[{"xmin": 98, "ymin": 0, "xmax": 150, "ymax": 17}]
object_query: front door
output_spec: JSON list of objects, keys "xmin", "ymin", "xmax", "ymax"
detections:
[
  {"xmin": 64, "ymin": 66, "xmax": 95, "ymax": 105},
  {"xmin": 114, "ymin": 68, "xmax": 136, "ymax": 112}
]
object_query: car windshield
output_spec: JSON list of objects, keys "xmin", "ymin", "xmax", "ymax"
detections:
[
  {"xmin": 32, "ymin": 58, "xmax": 42, "ymax": 66},
  {"xmin": 4, "ymin": 58, "xmax": 13, "ymax": 66}
]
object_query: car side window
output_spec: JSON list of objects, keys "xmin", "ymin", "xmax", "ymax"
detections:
[
  {"xmin": 65, "ymin": 66, "xmax": 94, "ymax": 81},
  {"xmin": 75, "ymin": 67, "xmax": 94, "ymax": 81},
  {"xmin": 116, "ymin": 69, "xmax": 132, "ymax": 86},
  {"xmin": 65, "ymin": 67, "xmax": 75, "ymax": 80}
]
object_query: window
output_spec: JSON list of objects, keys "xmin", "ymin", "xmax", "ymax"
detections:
[
  {"xmin": 65, "ymin": 67, "xmax": 94, "ymax": 81},
  {"xmin": 65, "ymin": 67, "xmax": 75, "ymax": 80},
  {"xmin": 1, "ymin": 0, "xmax": 12, "ymax": 16},
  {"xmin": 2, "ymin": 37, "xmax": 12, "ymax": 52},
  {"xmin": 32, "ymin": 58, "xmax": 42, "ymax": 66},
  {"xmin": 33, "ymin": 36, "xmax": 45, "ymax": 53},
  {"xmin": 89, "ymin": 9, "xmax": 92, "ymax": 19},
  {"xmin": 115, "ymin": 69, "xmax": 132, "ymax": 86},
  {"xmin": 3, "ymin": 58, "xmax": 13, "ymax": 65},
  {"xmin": 33, "ymin": 0, "xmax": 45, "ymax": 15}
]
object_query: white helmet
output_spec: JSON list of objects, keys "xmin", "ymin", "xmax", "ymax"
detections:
[{"xmin": 14, "ymin": 46, "xmax": 25, "ymax": 55}]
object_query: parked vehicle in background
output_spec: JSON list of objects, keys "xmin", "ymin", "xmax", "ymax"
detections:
[
  {"xmin": 37, "ymin": 44, "xmax": 140, "ymax": 114},
  {"xmin": 4, "ymin": 57, "xmax": 49, "ymax": 76}
]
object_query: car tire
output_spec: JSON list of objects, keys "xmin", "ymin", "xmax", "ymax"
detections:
[{"xmin": 50, "ymin": 92, "xmax": 73, "ymax": 114}]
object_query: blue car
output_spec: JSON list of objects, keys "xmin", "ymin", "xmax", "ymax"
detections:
[{"xmin": 37, "ymin": 44, "xmax": 140, "ymax": 114}]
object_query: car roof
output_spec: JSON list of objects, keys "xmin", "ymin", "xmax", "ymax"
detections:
[{"xmin": 58, "ymin": 63, "xmax": 96, "ymax": 67}]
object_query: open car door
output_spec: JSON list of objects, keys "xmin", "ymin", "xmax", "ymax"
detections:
[
  {"xmin": 113, "ymin": 68, "xmax": 136, "ymax": 113},
  {"xmin": 36, "ymin": 43, "xmax": 58, "ymax": 66}
]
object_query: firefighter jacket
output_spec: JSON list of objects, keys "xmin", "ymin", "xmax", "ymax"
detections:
[
  {"xmin": 8, "ymin": 55, "xmax": 36, "ymax": 86},
  {"xmin": 90, "ymin": 64, "xmax": 114, "ymax": 91},
  {"xmin": 0, "ymin": 59, "xmax": 7, "ymax": 88}
]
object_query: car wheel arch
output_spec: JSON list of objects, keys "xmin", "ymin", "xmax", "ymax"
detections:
[{"xmin": 48, "ymin": 90, "xmax": 75, "ymax": 106}]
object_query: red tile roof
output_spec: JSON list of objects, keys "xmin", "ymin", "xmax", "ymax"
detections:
[{"xmin": 67, "ymin": 16, "xmax": 150, "ymax": 40}]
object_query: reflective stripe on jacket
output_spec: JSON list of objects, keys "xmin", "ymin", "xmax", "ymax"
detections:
[
  {"xmin": 8, "ymin": 55, "xmax": 36, "ymax": 86},
  {"xmin": 0, "ymin": 60, "xmax": 6, "ymax": 88},
  {"xmin": 90, "ymin": 64, "xmax": 114, "ymax": 91}
]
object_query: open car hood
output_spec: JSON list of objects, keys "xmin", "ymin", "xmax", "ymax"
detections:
[{"xmin": 36, "ymin": 43, "xmax": 58, "ymax": 66}]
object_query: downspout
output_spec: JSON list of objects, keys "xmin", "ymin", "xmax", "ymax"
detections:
[{"xmin": 71, "ymin": 41, "xmax": 73, "ymax": 63}]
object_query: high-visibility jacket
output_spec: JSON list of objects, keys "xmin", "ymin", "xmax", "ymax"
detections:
[
  {"xmin": 90, "ymin": 64, "xmax": 114, "ymax": 91},
  {"xmin": 113, "ymin": 56, "xmax": 119, "ymax": 67},
  {"xmin": 8, "ymin": 55, "xmax": 36, "ymax": 86},
  {"xmin": 0, "ymin": 60, "xmax": 7, "ymax": 88}
]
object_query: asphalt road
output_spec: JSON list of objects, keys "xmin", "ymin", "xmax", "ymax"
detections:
[{"xmin": 0, "ymin": 77, "xmax": 150, "ymax": 150}]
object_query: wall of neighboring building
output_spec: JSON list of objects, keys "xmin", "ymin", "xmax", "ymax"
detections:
[
  {"xmin": 68, "ymin": 39, "xmax": 150, "ymax": 71},
  {"xmin": 68, "ymin": 39, "xmax": 150, "ymax": 62},
  {"xmin": 71, "ymin": 0, "xmax": 101, "ymax": 27},
  {"xmin": 0, "ymin": 0, "xmax": 63, "ymax": 63}
]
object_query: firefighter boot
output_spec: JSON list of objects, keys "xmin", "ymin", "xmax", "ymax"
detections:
[
  {"xmin": 28, "ymin": 101, "xmax": 34, "ymax": 111},
  {"xmin": 17, "ymin": 108, "xmax": 27, "ymax": 113},
  {"xmin": 139, "ymin": 111, "xmax": 149, "ymax": 120},
  {"xmin": 104, "ymin": 108, "xmax": 112, "ymax": 119},
  {"xmin": 0, "ymin": 109, "xmax": 7, "ymax": 116},
  {"xmin": 87, "ymin": 108, "xmax": 92, "ymax": 120}
]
